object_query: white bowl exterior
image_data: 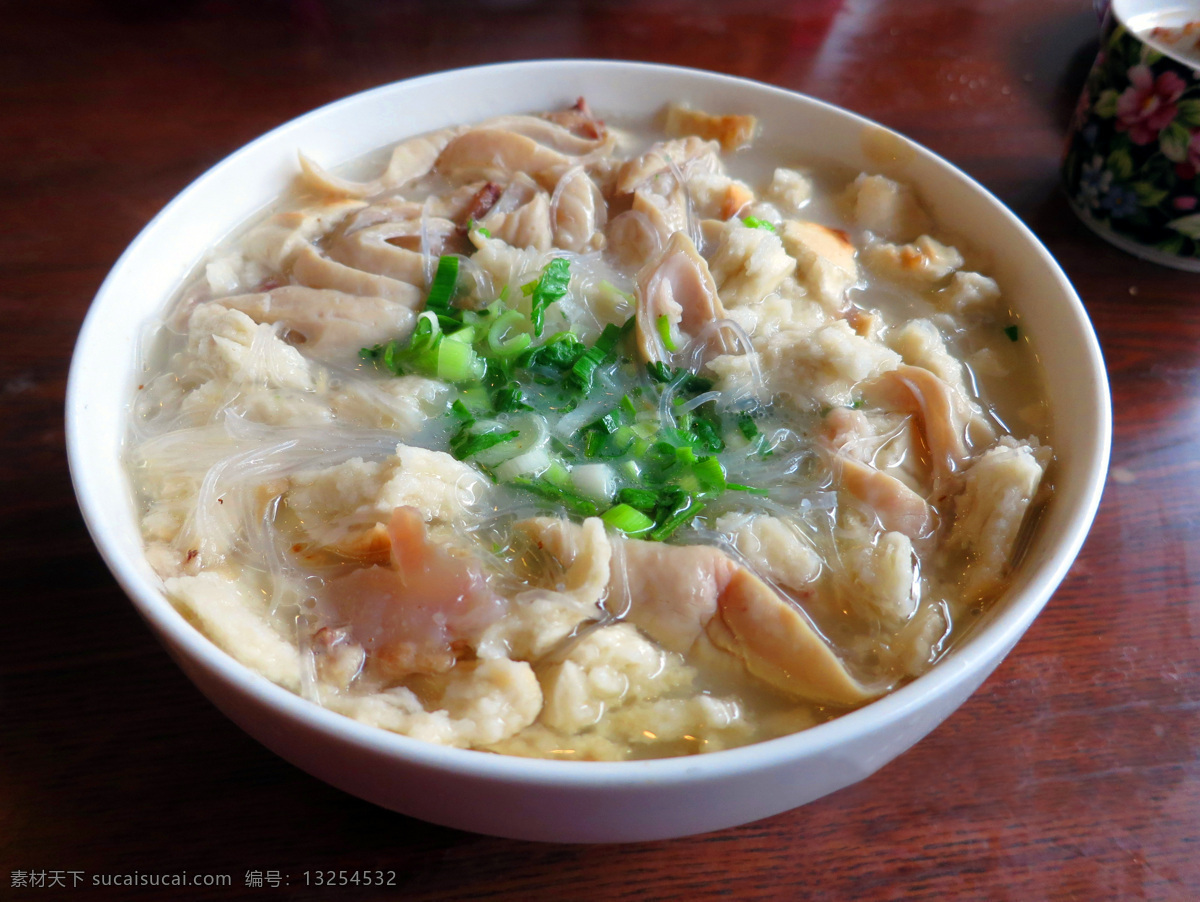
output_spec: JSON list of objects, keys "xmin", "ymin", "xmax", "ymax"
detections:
[{"xmin": 67, "ymin": 60, "xmax": 1111, "ymax": 842}]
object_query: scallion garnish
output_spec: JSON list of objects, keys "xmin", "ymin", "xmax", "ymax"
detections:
[
  {"xmin": 656, "ymin": 314, "xmax": 679, "ymax": 352},
  {"xmin": 487, "ymin": 309, "xmax": 532, "ymax": 358},
  {"xmin": 616, "ymin": 487, "xmax": 659, "ymax": 512},
  {"xmin": 361, "ymin": 257, "xmax": 780, "ymax": 542},
  {"xmin": 737, "ymin": 412, "xmax": 759, "ymax": 441},
  {"xmin": 426, "ymin": 255, "xmax": 459, "ymax": 313},
  {"xmin": 568, "ymin": 346, "xmax": 606, "ymax": 394},
  {"xmin": 650, "ymin": 494, "xmax": 705, "ymax": 541},
  {"xmin": 601, "ymin": 503, "xmax": 656, "ymax": 537},
  {"xmin": 510, "ymin": 475, "xmax": 600, "ymax": 518},
  {"xmin": 742, "ymin": 216, "xmax": 777, "ymax": 233},
  {"xmin": 529, "ymin": 258, "xmax": 571, "ymax": 336},
  {"xmin": 450, "ymin": 427, "xmax": 519, "ymax": 460},
  {"xmin": 435, "ymin": 335, "xmax": 484, "ymax": 383},
  {"xmin": 727, "ymin": 482, "xmax": 770, "ymax": 496},
  {"xmin": 1004, "ymin": 325, "xmax": 1020, "ymax": 342}
]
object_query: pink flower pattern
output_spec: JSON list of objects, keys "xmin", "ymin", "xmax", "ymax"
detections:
[
  {"xmin": 1115, "ymin": 65, "xmax": 1187, "ymax": 145},
  {"xmin": 1175, "ymin": 130, "xmax": 1200, "ymax": 180},
  {"xmin": 1063, "ymin": 18, "xmax": 1200, "ymax": 259}
]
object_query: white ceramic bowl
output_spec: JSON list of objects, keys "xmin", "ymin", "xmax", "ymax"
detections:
[{"xmin": 67, "ymin": 60, "xmax": 1110, "ymax": 843}]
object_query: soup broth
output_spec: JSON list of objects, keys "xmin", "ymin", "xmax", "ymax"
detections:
[{"xmin": 128, "ymin": 101, "xmax": 1053, "ymax": 760}]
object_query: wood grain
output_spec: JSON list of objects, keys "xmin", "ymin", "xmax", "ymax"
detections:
[{"xmin": 2, "ymin": 1, "xmax": 1197, "ymax": 899}]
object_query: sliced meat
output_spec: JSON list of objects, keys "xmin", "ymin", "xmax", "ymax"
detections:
[
  {"xmin": 239, "ymin": 199, "xmax": 367, "ymax": 273},
  {"xmin": 520, "ymin": 517, "xmax": 878, "ymax": 706},
  {"xmin": 635, "ymin": 231, "xmax": 727, "ymax": 363},
  {"xmin": 477, "ymin": 176, "xmax": 553, "ymax": 252},
  {"xmin": 542, "ymin": 97, "xmax": 606, "ymax": 141},
  {"xmin": 290, "ymin": 244, "xmax": 422, "ymax": 305},
  {"xmin": 220, "ymin": 286, "xmax": 416, "ymax": 359},
  {"xmin": 475, "ymin": 113, "xmax": 612, "ymax": 155},
  {"xmin": 833, "ymin": 454, "xmax": 936, "ymax": 541},
  {"xmin": 326, "ymin": 218, "xmax": 454, "ymax": 287},
  {"xmin": 298, "ymin": 126, "xmax": 462, "ymax": 198},
  {"xmin": 550, "ymin": 167, "xmax": 607, "ymax": 253},
  {"xmin": 324, "ymin": 507, "xmax": 506, "ymax": 679},
  {"xmin": 615, "ymin": 136, "xmax": 721, "ymax": 196},
  {"xmin": 860, "ymin": 364, "xmax": 980, "ymax": 478},
  {"xmin": 436, "ymin": 120, "xmax": 606, "ymax": 191},
  {"xmin": 459, "ymin": 181, "xmax": 504, "ymax": 231}
]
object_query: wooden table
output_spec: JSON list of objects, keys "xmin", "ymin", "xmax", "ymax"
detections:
[{"xmin": 3, "ymin": 1, "xmax": 1197, "ymax": 898}]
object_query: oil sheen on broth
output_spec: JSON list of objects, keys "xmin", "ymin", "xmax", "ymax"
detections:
[{"xmin": 128, "ymin": 100, "xmax": 1053, "ymax": 760}]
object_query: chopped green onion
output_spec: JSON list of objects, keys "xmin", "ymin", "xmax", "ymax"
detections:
[
  {"xmin": 1004, "ymin": 325, "xmax": 1020, "ymax": 342},
  {"xmin": 436, "ymin": 337, "xmax": 484, "ymax": 383},
  {"xmin": 524, "ymin": 331, "xmax": 584, "ymax": 369},
  {"xmin": 468, "ymin": 218, "xmax": 492, "ymax": 239},
  {"xmin": 446, "ymin": 324, "xmax": 475, "ymax": 345},
  {"xmin": 511, "ymin": 475, "xmax": 600, "ymax": 517},
  {"xmin": 450, "ymin": 427, "xmax": 519, "ymax": 460},
  {"xmin": 727, "ymin": 482, "xmax": 770, "ymax": 496},
  {"xmin": 529, "ymin": 258, "xmax": 571, "ymax": 336},
  {"xmin": 737, "ymin": 413, "xmax": 759, "ymax": 441},
  {"xmin": 568, "ymin": 347, "xmax": 606, "ymax": 394},
  {"xmin": 650, "ymin": 494, "xmax": 705, "ymax": 541},
  {"xmin": 595, "ymin": 321, "xmax": 624, "ymax": 355},
  {"xmin": 610, "ymin": 425, "xmax": 637, "ymax": 452},
  {"xmin": 412, "ymin": 310, "xmax": 441, "ymax": 347},
  {"xmin": 493, "ymin": 383, "xmax": 531, "ymax": 412},
  {"xmin": 646, "ymin": 360, "xmax": 672, "ymax": 383},
  {"xmin": 689, "ymin": 414, "xmax": 725, "ymax": 453},
  {"xmin": 644, "ymin": 440, "xmax": 678, "ymax": 474},
  {"xmin": 602, "ymin": 503, "xmax": 656, "ymax": 537},
  {"xmin": 692, "ymin": 456, "xmax": 727, "ymax": 494},
  {"xmin": 543, "ymin": 462, "xmax": 572, "ymax": 488},
  {"xmin": 645, "ymin": 361, "xmax": 713, "ymax": 393},
  {"xmin": 742, "ymin": 216, "xmax": 777, "ymax": 233},
  {"xmin": 426, "ymin": 255, "xmax": 459, "ymax": 313},
  {"xmin": 656, "ymin": 314, "xmax": 679, "ymax": 352},
  {"xmin": 587, "ymin": 411, "xmax": 620, "ymax": 435},
  {"xmin": 487, "ymin": 310, "xmax": 532, "ymax": 358},
  {"xmin": 458, "ymin": 386, "xmax": 492, "ymax": 413},
  {"xmin": 616, "ymin": 487, "xmax": 659, "ymax": 511},
  {"xmin": 584, "ymin": 430, "xmax": 607, "ymax": 458}
]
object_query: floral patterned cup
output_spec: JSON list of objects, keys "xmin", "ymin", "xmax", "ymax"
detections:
[{"xmin": 1063, "ymin": 0, "xmax": 1200, "ymax": 270}]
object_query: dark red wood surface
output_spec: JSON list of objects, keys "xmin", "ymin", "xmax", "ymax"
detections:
[{"xmin": 3, "ymin": 1, "xmax": 1197, "ymax": 899}]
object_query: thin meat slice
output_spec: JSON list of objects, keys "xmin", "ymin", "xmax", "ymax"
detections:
[
  {"xmin": 327, "ymin": 219, "xmax": 454, "ymax": 287},
  {"xmin": 635, "ymin": 231, "xmax": 727, "ymax": 363},
  {"xmin": 861, "ymin": 364, "xmax": 982, "ymax": 479},
  {"xmin": 299, "ymin": 126, "xmax": 462, "ymax": 198},
  {"xmin": 219, "ymin": 286, "xmax": 416, "ymax": 359},
  {"xmin": 542, "ymin": 97, "xmax": 606, "ymax": 141},
  {"xmin": 615, "ymin": 136, "xmax": 721, "ymax": 195},
  {"xmin": 324, "ymin": 507, "xmax": 506, "ymax": 679},
  {"xmin": 519, "ymin": 518, "xmax": 878, "ymax": 707},
  {"xmin": 833, "ymin": 454, "xmax": 936, "ymax": 541},
  {"xmin": 290, "ymin": 244, "xmax": 422, "ymax": 306},
  {"xmin": 436, "ymin": 123, "xmax": 604, "ymax": 191}
]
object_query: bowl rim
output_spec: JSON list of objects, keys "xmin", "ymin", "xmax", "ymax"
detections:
[{"xmin": 66, "ymin": 58, "xmax": 1112, "ymax": 786}]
